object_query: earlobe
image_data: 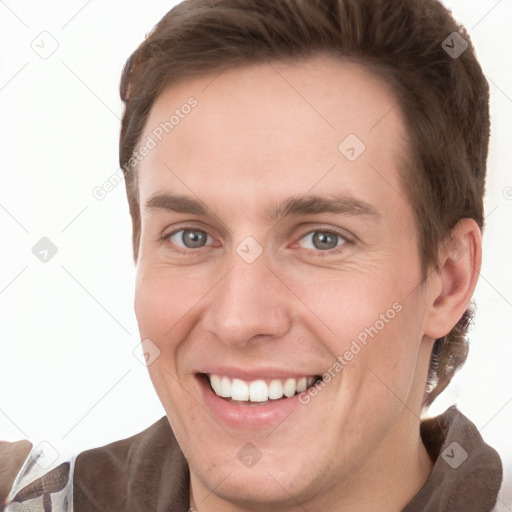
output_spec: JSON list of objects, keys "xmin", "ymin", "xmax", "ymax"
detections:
[{"xmin": 424, "ymin": 219, "xmax": 482, "ymax": 339}]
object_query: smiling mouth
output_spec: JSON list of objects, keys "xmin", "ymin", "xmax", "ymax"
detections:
[{"xmin": 203, "ymin": 374, "xmax": 322, "ymax": 405}]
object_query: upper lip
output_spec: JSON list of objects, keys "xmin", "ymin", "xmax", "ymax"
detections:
[{"xmin": 196, "ymin": 367, "xmax": 322, "ymax": 381}]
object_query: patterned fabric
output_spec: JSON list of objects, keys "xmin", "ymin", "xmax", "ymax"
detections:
[{"xmin": 5, "ymin": 444, "xmax": 75, "ymax": 512}]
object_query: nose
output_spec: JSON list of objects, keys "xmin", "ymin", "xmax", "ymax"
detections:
[{"xmin": 202, "ymin": 255, "xmax": 293, "ymax": 348}]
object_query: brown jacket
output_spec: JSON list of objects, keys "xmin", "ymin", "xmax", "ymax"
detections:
[{"xmin": 1, "ymin": 407, "xmax": 503, "ymax": 511}]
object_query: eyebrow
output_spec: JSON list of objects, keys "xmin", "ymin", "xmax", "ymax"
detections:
[
  {"xmin": 144, "ymin": 192, "xmax": 379, "ymax": 220},
  {"xmin": 266, "ymin": 194, "xmax": 379, "ymax": 220},
  {"xmin": 145, "ymin": 193, "xmax": 208, "ymax": 215}
]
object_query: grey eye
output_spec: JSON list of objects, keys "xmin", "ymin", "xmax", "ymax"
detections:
[
  {"xmin": 170, "ymin": 229, "xmax": 210, "ymax": 249},
  {"xmin": 300, "ymin": 231, "xmax": 345, "ymax": 251}
]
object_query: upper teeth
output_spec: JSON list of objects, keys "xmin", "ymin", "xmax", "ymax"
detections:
[{"xmin": 208, "ymin": 375, "xmax": 317, "ymax": 402}]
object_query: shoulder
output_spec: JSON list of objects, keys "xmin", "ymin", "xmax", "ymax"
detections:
[
  {"xmin": 1, "ymin": 439, "xmax": 73, "ymax": 512},
  {"xmin": 405, "ymin": 406, "xmax": 503, "ymax": 512},
  {"xmin": 2, "ymin": 417, "xmax": 189, "ymax": 512},
  {"xmin": 0, "ymin": 440, "xmax": 33, "ymax": 508},
  {"xmin": 73, "ymin": 416, "xmax": 189, "ymax": 512}
]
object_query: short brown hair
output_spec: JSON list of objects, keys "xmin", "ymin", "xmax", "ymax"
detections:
[{"xmin": 119, "ymin": 0, "xmax": 489, "ymax": 406}]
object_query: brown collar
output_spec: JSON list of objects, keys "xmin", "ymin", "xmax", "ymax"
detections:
[{"xmin": 403, "ymin": 406, "xmax": 502, "ymax": 511}]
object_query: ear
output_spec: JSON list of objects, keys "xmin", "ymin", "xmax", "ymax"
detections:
[{"xmin": 424, "ymin": 219, "xmax": 482, "ymax": 339}]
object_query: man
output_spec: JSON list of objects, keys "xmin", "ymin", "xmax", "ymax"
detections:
[{"xmin": 1, "ymin": 0, "xmax": 503, "ymax": 510}]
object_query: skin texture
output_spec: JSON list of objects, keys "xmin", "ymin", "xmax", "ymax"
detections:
[{"xmin": 133, "ymin": 57, "xmax": 482, "ymax": 512}]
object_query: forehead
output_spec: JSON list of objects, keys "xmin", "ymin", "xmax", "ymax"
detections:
[{"xmin": 136, "ymin": 57, "xmax": 410, "ymax": 217}]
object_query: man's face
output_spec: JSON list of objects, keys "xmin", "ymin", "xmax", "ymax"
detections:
[{"xmin": 134, "ymin": 58, "xmax": 434, "ymax": 508}]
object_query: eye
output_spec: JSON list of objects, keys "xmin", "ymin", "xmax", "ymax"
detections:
[
  {"xmin": 298, "ymin": 230, "xmax": 347, "ymax": 251},
  {"xmin": 167, "ymin": 228, "xmax": 214, "ymax": 249}
]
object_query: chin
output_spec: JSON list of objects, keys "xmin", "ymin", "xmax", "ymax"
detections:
[{"xmin": 193, "ymin": 462, "xmax": 315, "ymax": 510}]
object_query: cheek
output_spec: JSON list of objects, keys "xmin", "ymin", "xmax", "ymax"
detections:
[
  {"xmin": 134, "ymin": 263, "xmax": 206, "ymax": 339},
  {"xmin": 344, "ymin": 293, "xmax": 428, "ymax": 418},
  {"xmin": 288, "ymin": 265, "xmax": 425, "ymax": 391},
  {"xmin": 134, "ymin": 263, "xmax": 219, "ymax": 404},
  {"xmin": 286, "ymin": 269, "xmax": 402, "ymax": 347},
  {"xmin": 133, "ymin": 266, "xmax": 192, "ymax": 400}
]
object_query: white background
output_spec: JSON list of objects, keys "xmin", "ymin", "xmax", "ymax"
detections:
[{"xmin": 1, "ymin": 0, "xmax": 511, "ymax": 507}]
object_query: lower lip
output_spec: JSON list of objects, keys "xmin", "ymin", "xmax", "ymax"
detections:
[{"xmin": 197, "ymin": 375, "xmax": 308, "ymax": 429}]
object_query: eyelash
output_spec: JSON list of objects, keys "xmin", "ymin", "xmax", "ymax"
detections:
[{"xmin": 161, "ymin": 225, "xmax": 353, "ymax": 256}]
